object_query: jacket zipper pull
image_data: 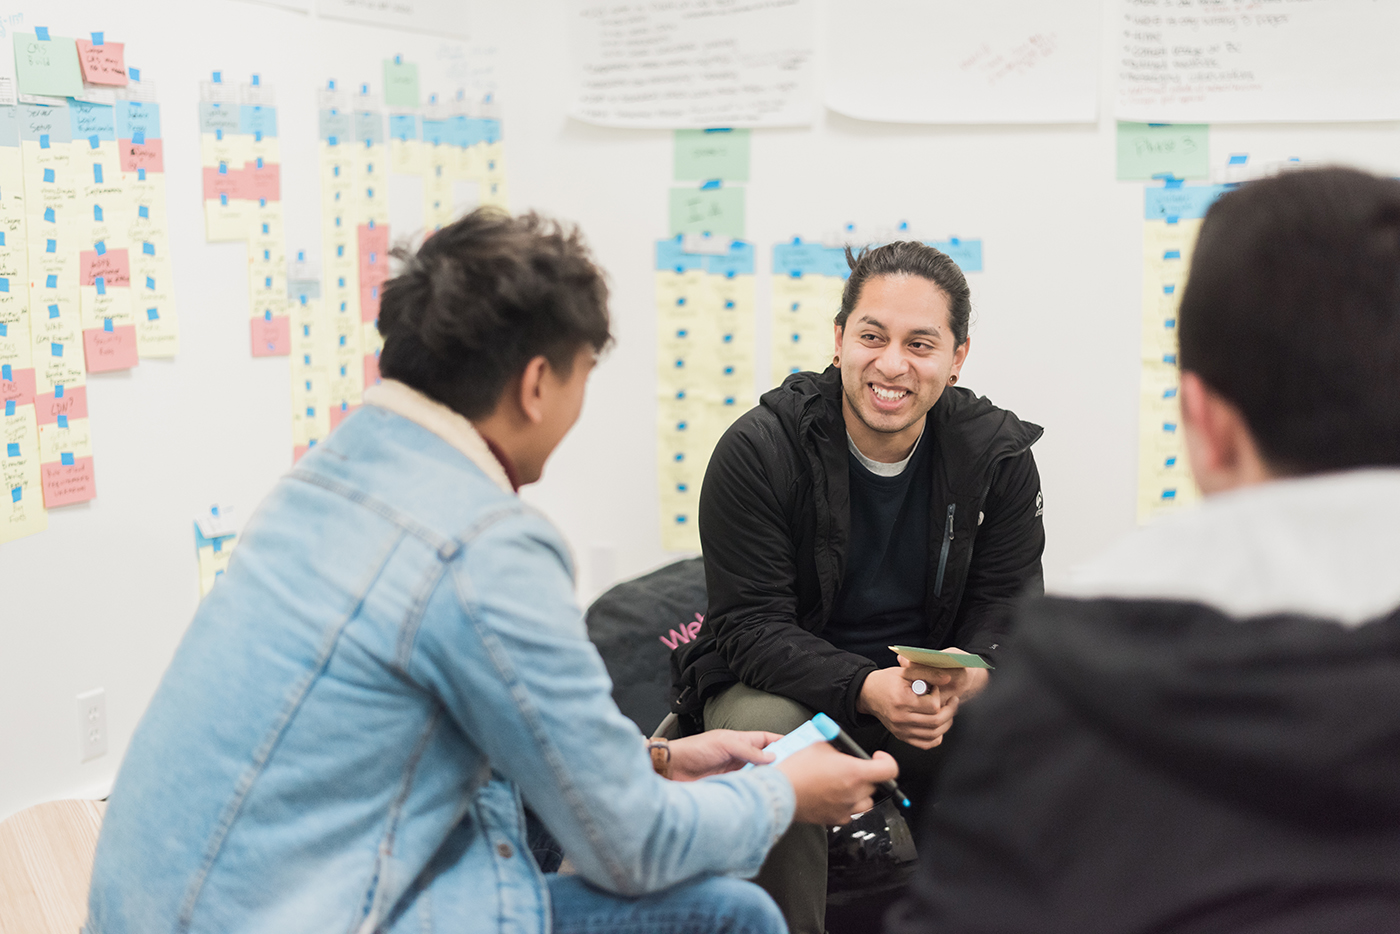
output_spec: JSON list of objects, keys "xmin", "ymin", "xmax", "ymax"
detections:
[{"xmin": 935, "ymin": 504, "xmax": 955, "ymax": 596}]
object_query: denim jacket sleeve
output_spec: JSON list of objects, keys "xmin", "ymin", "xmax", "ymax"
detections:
[{"xmin": 405, "ymin": 507, "xmax": 796, "ymax": 896}]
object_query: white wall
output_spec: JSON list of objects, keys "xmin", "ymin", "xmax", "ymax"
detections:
[{"xmin": 5, "ymin": 0, "xmax": 1400, "ymax": 821}]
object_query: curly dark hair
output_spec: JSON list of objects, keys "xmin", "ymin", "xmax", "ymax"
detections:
[
  {"xmin": 377, "ymin": 209, "xmax": 612, "ymax": 419},
  {"xmin": 835, "ymin": 241, "xmax": 972, "ymax": 346}
]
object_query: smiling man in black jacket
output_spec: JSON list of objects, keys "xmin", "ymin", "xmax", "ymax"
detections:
[
  {"xmin": 672, "ymin": 241, "xmax": 1046, "ymax": 933},
  {"xmin": 887, "ymin": 168, "xmax": 1400, "ymax": 934}
]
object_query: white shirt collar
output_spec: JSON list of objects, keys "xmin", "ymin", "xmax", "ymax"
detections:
[{"xmin": 362, "ymin": 379, "xmax": 514, "ymax": 495}]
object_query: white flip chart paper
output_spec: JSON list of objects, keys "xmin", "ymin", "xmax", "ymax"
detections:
[
  {"xmin": 569, "ymin": 0, "xmax": 816, "ymax": 129},
  {"xmin": 1116, "ymin": 0, "xmax": 1400, "ymax": 123},
  {"xmin": 823, "ymin": 0, "xmax": 1101, "ymax": 125}
]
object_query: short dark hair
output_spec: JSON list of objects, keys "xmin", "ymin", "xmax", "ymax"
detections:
[
  {"xmin": 835, "ymin": 241, "xmax": 972, "ymax": 345},
  {"xmin": 1178, "ymin": 167, "xmax": 1400, "ymax": 474},
  {"xmin": 377, "ymin": 209, "xmax": 612, "ymax": 419}
]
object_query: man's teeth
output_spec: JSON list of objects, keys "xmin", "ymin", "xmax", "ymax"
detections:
[{"xmin": 872, "ymin": 387, "xmax": 909, "ymax": 401}]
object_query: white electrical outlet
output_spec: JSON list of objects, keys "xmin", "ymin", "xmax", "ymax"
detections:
[{"xmin": 76, "ymin": 688, "xmax": 107, "ymax": 762}]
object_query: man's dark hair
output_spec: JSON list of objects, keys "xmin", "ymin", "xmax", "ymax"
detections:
[
  {"xmin": 1179, "ymin": 167, "xmax": 1400, "ymax": 474},
  {"xmin": 835, "ymin": 241, "xmax": 972, "ymax": 345},
  {"xmin": 376, "ymin": 209, "xmax": 612, "ymax": 419}
]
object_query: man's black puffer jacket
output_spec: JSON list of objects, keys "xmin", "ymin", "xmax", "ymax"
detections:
[{"xmin": 670, "ymin": 366, "xmax": 1046, "ymax": 731}]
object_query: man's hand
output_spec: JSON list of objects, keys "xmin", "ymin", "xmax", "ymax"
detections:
[
  {"xmin": 856, "ymin": 648, "xmax": 988, "ymax": 749},
  {"xmin": 666, "ymin": 730, "xmax": 784, "ymax": 781},
  {"xmin": 901, "ymin": 648, "xmax": 991, "ymax": 704},
  {"xmin": 776, "ymin": 742, "xmax": 899, "ymax": 825}
]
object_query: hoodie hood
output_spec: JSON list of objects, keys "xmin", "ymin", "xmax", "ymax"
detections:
[{"xmin": 1023, "ymin": 469, "xmax": 1400, "ymax": 828}]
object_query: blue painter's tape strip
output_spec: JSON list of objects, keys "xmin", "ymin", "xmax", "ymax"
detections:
[
  {"xmin": 96, "ymin": 276, "xmax": 106, "ymax": 295},
  {"xmin": 143, "ymin": 242, "xmax": 154, "ymax": 255},
  {"xmin": 92, "ymin": 32, "xmax": 103, "ymax": 45},
  {"xmin": 132, "ymin": 130, "xmax": 144, "ymax": 145},
  {"xmin": 39, "ymin": 134, "xmax": 49, "ymax": 149},
  {"xmin": 61, "ymin": 452, "xmax": 74, "ymax": 465},
  {"xmin": 46, "ymin": 275, "xmax": 56, "ymax": 288},
  {"xmin": 103, "ymin": 317, "xmax": 113, "ymax": 331},
  {"xmin": 4, "ymin": 401, "xmax": 13, "ymax": 416},
  {"xmin": 1163, "ymin": 249, "xmax": 1181, "ymax": 259},
  {"xmin": 213, "ymin": 71, "xmax": 222, "ymax": 83},
  {"xmin": 95, "ymin": 240, "xmax": 106, "ymax": 255},
  {"xmin": 57, "ymin": 414, "xmax": 67, "ymax": 427},
  {"xmin": 129, "ymin": 67, "xmax": 140, "ymax": 81},
  {"xmin": 55, "ymin": 385, "xmax": 64, "ymax": 397},
  {"xmin": 1228, "ymin": 154, "xmax": 1248, "ymax": 165},
  {"xmin": 35, "ymin": 26, "xmax": 50, "ymax": 40},
  {"xmin": 700, "ymin": 179, "xmax": 721, "ymax": 190}
]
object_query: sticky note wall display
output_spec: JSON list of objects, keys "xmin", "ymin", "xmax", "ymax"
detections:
[
  {"xmin": 1, "ymin": 31, "xmax": 177, "ymax": 543},
  {"xmin": 314, "ymin": 84, "xmax": 390, "ymax": 459},
  {"xmin": 1137, "ymin": 182, "xmax": 1229, "ymax": 523},
  {"xmin": 770, "ymin": 240, "xmax": 850, "ymax": 386},
  {"xmin": 199, "ymin": 74, "xmax": 289, "ymax": 358},
  {"xmin": 655, "ymin": 237, "xmax": 756, "ymax": 552}
]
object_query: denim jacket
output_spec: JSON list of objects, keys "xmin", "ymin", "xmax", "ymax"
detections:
[{"xmin": 86, "ymin": 380, "xmax": 795, "ymax": 934}]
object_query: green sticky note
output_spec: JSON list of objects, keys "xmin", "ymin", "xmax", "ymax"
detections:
[
  {"xmin": 674, "ymin": 129, "xmax": 750, "ymax": 182},
  {"xmin": 668, "ymin": 186, "xmax": 746, "ymax": 238},
  {"xmin": 1117, "ymin": 122, "xmax": 1210, "ymax": 181},
  {"xmin": 383, "ymin": 59, "xmax": 420, "ymax": 109},
  {"xmin": 14, "ymin": 33, "xmax": 84, "ymax": 98}
]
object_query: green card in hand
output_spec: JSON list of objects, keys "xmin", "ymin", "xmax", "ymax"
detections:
[{"xmin": 889, "ymin": 645, "xmax": 994, "ymax": 670}]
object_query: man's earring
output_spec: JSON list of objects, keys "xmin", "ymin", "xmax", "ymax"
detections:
[
  {"xmin": 949, "ymin": 374, "xmax": 959, "ymax": 385},
  {"xmin": 833, "ymin": 355, "xmax": 840, "ymax": 367}
]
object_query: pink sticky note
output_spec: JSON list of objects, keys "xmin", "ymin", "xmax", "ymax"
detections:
[
  {"xmin": 79, "ymin": 248, "xmax": 131, "ymax": 288},
  {"xmin": 1, "ymin": 366, "xmax": 36, "ymax": 407},
  {"xmin": 203, "ymin": 165, "xmax": 248, "ymax": 202},
  {"xmin": 74, "ymin": 39, "xmax": 127, "ymax": 86},
  {"xmin": 329, "ymin": 403, "xmax": 358, "ymax": 431},
  {"xmin": 83, "ymin": 325, "xmax": 139, "ymax": 372},
  {"xmin": 41, "ymin": 455, "xmax": 96, "ymax": 506},
  {"xmin": 251, "ymin": 315, "xmax": 290, "ymax": 357},
  {"xmin": 357, "ymin": 223, "xmax": 389, "ymax": 265},
  {"xmin": 359, "ymin": 284, "xmax": 381, "ymax": 323},
  {"xmin": 363, "ymin": 352, "xmax": 381, "ymax": 389},
  {"xmin": 34, "ymin": 385, "xmax": 90, "ymax": 425},
  {"xmin": 120, "ymin": 137, "xmax": 163, "ymax": 173},
  {"xmin": 245, "ymin": 160, "xmax": 280, "ymax": 202},
  {"xmin": 292, "ymin": 444, "xmax": 310, "ymax": 463}
]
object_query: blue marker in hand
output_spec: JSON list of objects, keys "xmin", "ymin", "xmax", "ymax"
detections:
[{"xmin": 750, "ymin": 712, "xmax": 911, "ymax": 809}]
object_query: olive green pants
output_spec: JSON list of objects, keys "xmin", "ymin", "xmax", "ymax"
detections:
[{"xmin": 705, "ymin": 682, "xmax": 948, "ymax": 934}]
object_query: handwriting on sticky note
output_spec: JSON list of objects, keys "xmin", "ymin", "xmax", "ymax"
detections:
[
  {"xmin": 674, "ymin": 129, "xmax": 750, "ymax": 182},
  {"xmin": 13, "ymin": 33, "xmax": 84, "ymax": 98},
  {"xmin": 75, "ymin": 38, "xmax": 127, "ymax": 86},
  {"xmin": 80, "ymin": 249, "xmax": 131, "ymax": 288},
  {"xmin": 1117, "ymin": 123, "xmax": 1210, "ymax": 181},
  {"xmin": 668, "ymin": 186, "xmax": 746, "ymax": 238},
  {"xmin": 383, "ymin": 60, "xmax": 420, "ymax": 109}
]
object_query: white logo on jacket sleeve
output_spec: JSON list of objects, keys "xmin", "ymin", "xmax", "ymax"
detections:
[{"xmin": 1035, "ymin": 491, "xmax": 1044, "ymax": 517}]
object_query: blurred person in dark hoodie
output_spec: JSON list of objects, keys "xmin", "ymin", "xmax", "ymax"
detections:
[{"xmin": 886, "ymin": 166, "xmax": 1400, "ymax": 934}]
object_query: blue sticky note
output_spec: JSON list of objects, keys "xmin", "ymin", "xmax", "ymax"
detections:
[
  {"xmin": 6, "ymin": 443, "xmax": 18, "ymax": 457},
  {"xmin": 146, "ymin": 307, "xmax": 159, "ymax": 320},
  {"xmin": 138, "ymin": 205, "xmax": 148, "ymax": 218},
  {"xmin": 45, "ymin": 275, "xmax": 56, "ymax": 288},
  {"xmin": 4, "ymin": 401, "xmax": 12, "ymax": 416},
  {"xmin": 95, "ymin": 276, "xmax": 106, "ymax": 295},
  {"xmin": 57, "ymin": 414, "xmax": 68, "ymax": 428},
  {"xmin": 143, "ymin": 242, "xmax": 154, "ymax": 256},
  {"xmin": 61, "ymin": 452, "xmax": 74, "ymax": 465},
  {"xmin": 39, "ymin": 133, "xmax": 49, "ymax": 149},
  {"xmin": 43, "ymin": 169, "xmax": 55, "ymax": 183},
  {"xmin": 103, "ymin": 318, "xmax": 112, "ymax": 332},
  {"xmin": 51, "ymin": 343, "xmax": 63, "ymax": 357},
  {"xmin": 48, "ymin": 305, "xmax": 59, "ymax": 318},
  {"xmin": 146, "ymin": 276, "xmax": 155, "ymax": 289},
  {"xmin": 43, "ymin": 207, "xmax": 54, "ymax": 222},
  {"xmin": 35, "ymin": 26, "xmax": 50, "ymax": 40},
  {"xmin": 95, "ymin": 241, "xmax": 106, "ymax": 255}
]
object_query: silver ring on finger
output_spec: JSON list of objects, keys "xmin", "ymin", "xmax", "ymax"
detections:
[{"xmin": 911, "ymin": 679, "xmax": 930, "ymax": 696}]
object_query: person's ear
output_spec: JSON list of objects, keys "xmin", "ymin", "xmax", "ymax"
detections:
[
  {"xmin": 951, "ymin": 337, "xmax": 970, "ymax": 379},
  {"xmin": 517, "ymin": 355, "xmax": 550, "ymax": 425},
  {"xmin": 1180, "ymin": 370, "xmax": 1271, "ymax": 494},
  {"xmin": 832, "ymin": 323, "xmax": 844, "ymax": 367}
]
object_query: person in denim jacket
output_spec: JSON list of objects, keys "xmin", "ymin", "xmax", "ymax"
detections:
[{"xmin": 85, "ymin": 210, "xmax": 896, "ymax": 934}]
